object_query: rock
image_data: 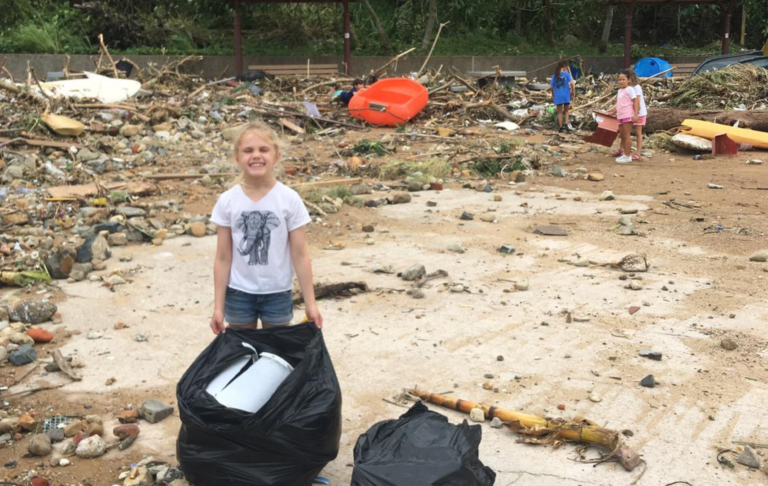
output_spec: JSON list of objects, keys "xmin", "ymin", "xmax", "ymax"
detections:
[
  {"xmin": 407, "ymin": 289, "xmax": 425, "ymax": 299},
  {"xmin": 749, "ymin": 251, "xmax": 768, "ymax": 262},
  {"xmin": 573, "ymin": 259, "xmax": 589, "ymax": 267},
  {"xmin": 514, "ymin": 279, "xmax": 529, "ymax": 291},
  {"xmin": 589, "ymin": 393, "xmax": 602, "ymax": 402},
  {"xmin": 10, "ymin": 299, "xmax": 57, "ymax": 324},
  {"xmin": 450, "ymin": 285, "xmax": 465, "ymax": 293},
  {"xmin": 629, "ymin": 306, "xmax": 641, "ymax": 315},
  {"xmin": 447, "ymin": 243, "xmax": 465, "ymax": 254},
  {"xmin": 124, "ymin": 466, "xmax": 152, "ymax": 486},
  {"xmin": 28, "ymin": 434, "xmax": 52, "ymax": 456},
  {"xmin": 616, "ymin": 446, "xmax": 642, "ymax": 471},
  {"xmin": 26, "ymin": 328, "xmax": 53, "ymax": 344},
  {"xmin": 45, "ymin": 248, "xmax": 77, "ymax": 279},
  {"xmin": 9, "ymin": 332, "xmax": 34, "ymax": 346},
  {"xmin": 437, "ymin": 127, "xmax": 455, "ymax": 137},
  {"xmin": 118, "ymin": 410, "xmax": 139, "ymax": 424},
  {"xmin": 116, "ymin": 206, "xmax": 147, "ymax": 218},
  {"xmin": 361, "ymin": 224, "xmax": 374, "ymax": 233},
  {"xmin": 119, "ymin": 124, "xmax": 142, "ymax": 137},
  {"xmin": 599, "ymin": 191, "xmax": 615, "ymax": 201},
  {"xmin": 736, "ymin": 446, "xmax": 763, "ymax": 469},
  {"xmin": 640, "ymin": 375, "xmax": 655, "ymax": 388},
  {"xmin": 75, "ymin": 435, "xmax": 106, "ymax": 458},
  {"xmin": 168, "ymin": 481, "xmax": 191, "ymax": 486},
  {"xmin": 588, "ymin": 173, "xmax": 605, "ymax": 182},
  {"xmin": 157, "ymin": 466, "xmax": 184, "ymax": 485},
  {"xmin": 720, "ymin": 338, "xmax": 738, "ymax": 351},
  {"xmin": 618, "ymin": 216, "xmax": 633, "ymax": 226},
  {"xmin": 138, "ymin": 399, "xmax": 174, "ymax": 424},
  {"xmin": 497, "ymin": 355, "xmax": 504, "ymax": 361},
  {"xmin": 479, "ymin": 213, "xmax": 496, "ymax": 223},
  {"xmin": 389, "ymin": 192, "xmax": 412, "ymax": 204},
  {"xmin": 426, "ymin": 201, "xmax": 437, "ymax": 207},
  {"xmin": 64, "ymin": 420, "xmax": 86, "ymax": 438},
  {"xmin": 0, "ymin": 347, "xmax": 7, "ymax": 363},
  {"xmin": 489, "ymin": 417, "xmax": 504, "ymax": 429},
  {"xmin": 639, "ymin": 350, "xmax": 662, "ymax": 361},
  {"xmin": 107, "ymin": 275, "xmax": 127, "ymax": 286},
  {"xmin": 76, "ymin": 149, "xmax": 99, "ymax": 162},
  {"xmin": 406, "ymin": 180, "xmax": 423, "ymax": 192},
  {"xmin": 19, "ymin": 414, "xmax": 37, "ymax": 431},
  {"xmin": 0, "ymin": 418, "xmax": 19, "ymax": 434},
  {"xmin": 108, "ymin": 233, "xmax": 128, "ymax": 246},
  {"xmin": 628, "ymin": 281, "xmax": 643, "ymax": 291},
  {"xmin": 113, "ymin": 424, "xmax": 140, "ymax": 440},
  {"xmin": 459, "ymin": 211, "xmax": 474, "ymax": 221},
  {"xmin": 469, "ymin": 408, "xmax": 485, "ymax": 423},
  {"xmin": 551, "ymin": 165, "xmax": 567, "ymax": 177},
  {"xmin": 498, "ymin": 244, "xmax": 515, "ymax": 254},
  {"xmin": 349, "ymin": 184, "xmax": 372, "ymax": 195},
  {"xmin": 30, "ymin": 478, "xmax": 50, "ymax": 486},
  {"xmin": 45, "ymin": 428, "xmax": 65, "ymax": 443},
  {"xmin": 186, "ymin": 222, "xmax": 206, "ymax": 237},
  {"xmin": 69, "ymin": 262, "xmax": 93, "ymax": 281},
  {"xmin": 557, "ymin": 404, "xmax": 566, "ymax": 410},
  {"xmin": 9, "ymin": 344, "xmax": 37, "ymax": 366},
  {"xmin": 401, "ymin": 264, "xmax": 426, "ymax": 282},
  {"xmin": 4, "ymin": 165, "xmax": 25, "ymax": 181},
  {"xmin": 85, "ymin": 422, "xmax": 104, "ymax": 437}
]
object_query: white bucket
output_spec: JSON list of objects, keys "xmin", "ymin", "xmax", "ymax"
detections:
[
  {"xmin": 205, "ymin": 343, "xmax": 258, "ymax": 398},
  {"xmin": 214, "ymin": 352, "xmax": 294, "ymax": 413}
]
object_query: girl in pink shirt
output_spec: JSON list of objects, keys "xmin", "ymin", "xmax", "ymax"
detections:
[{"xmin": 607, "ymin": 70, "xmax": 639, "ymax": 164}]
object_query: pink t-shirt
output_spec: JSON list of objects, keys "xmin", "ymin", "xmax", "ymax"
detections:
[{"xmin": 617, "ymin": 87, "xmax": 637, "ymax": 120}]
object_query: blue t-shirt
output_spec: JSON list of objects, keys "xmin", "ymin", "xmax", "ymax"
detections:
[{"xmin": 550, "ymin": 71, "xmax": 573, "ymax": 105}]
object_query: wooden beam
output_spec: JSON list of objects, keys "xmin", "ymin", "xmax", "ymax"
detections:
[
  {"xmin": 623, "ymin": 2, "xmax": 636, "ymax": 69},
  {"xmin": 291, "ymin": 178, "xmax": 362, "ymax": 190}
]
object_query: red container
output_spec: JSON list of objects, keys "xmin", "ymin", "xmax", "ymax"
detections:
[{"xmin": 348, "ymin": 78, "xmax": 429, "ymax": 127}]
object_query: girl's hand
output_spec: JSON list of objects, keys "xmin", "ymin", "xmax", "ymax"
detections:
[
  {"xmin": 305, "ymin": 303, "xmax": 324, "ymax": 329},
  {"xmin": 210, "ymin": 310, "xmax": 226, "ymax": 335},
  {"xmin": 632, "ymin": 115, "xmax": 638, "ymax": 123}
]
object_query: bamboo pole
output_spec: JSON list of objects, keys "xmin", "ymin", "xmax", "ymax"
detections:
[
  {"xmin": 409, "ymin": 388, "xmax": 642, "ymax": 471},
  {"xmin": 418, "ymin": 22, "xmax": 450, "ymax": 76}
]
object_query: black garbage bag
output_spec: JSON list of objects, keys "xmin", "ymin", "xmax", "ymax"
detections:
[
  {"xmin": 177, "ymin": 324, "xmax": 342, "ymax": 486},
  {"xmin": 351, "ymin": 402, "xmax": 496, "ymax": 486}
]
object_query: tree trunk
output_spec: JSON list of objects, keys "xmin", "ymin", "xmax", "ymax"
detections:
[
  {"xmin": 515, "ymin": 0, "xmax": 523, "ymax": 35},
  {"xmin": 646, "ymin": 108, "xmax": 768, "ymax": 133},
  {"xmin": 361, "ymin": 0, "xmax": 392, "ymax": 53},
  {"xmin": 421, "ymin": 0, "xmax": 437, "ymax": 51},
  {"xmin": 544, "ymin": 0, "xmax": 554, "ymax": 46},
  {"xmin": 601, "ymin": 6, "xmax": 614, "ymax": 44}
]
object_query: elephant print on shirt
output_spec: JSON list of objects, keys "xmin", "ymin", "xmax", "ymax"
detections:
[{"xmin": 236, "ymin": 211, "xmax": 281, "ymax": 265}]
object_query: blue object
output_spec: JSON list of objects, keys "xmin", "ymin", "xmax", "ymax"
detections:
[
  {"xmin": 550, "ymin": 70, "xmax": 573, "ymax": 105},
  {"xmin": 634, "ymin": 57, "xmax": 672, "ymax": 78},
  {"xmin": 313, "ymin": 477, "xmax": 330, "ymax": 485}
]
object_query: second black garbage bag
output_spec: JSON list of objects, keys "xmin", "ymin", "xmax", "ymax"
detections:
[
  {"xmin": 177, "ymin": 324, "xmax": 342, "ymax": 486},
  {"xmin": 351, "ymin": 401, "xmax": 496, "ymax": 486}
]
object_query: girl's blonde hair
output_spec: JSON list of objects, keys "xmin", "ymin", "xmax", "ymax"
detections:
[{"xmin": 230, "ymin": 121, "xmax": 285, "ymax": 185}]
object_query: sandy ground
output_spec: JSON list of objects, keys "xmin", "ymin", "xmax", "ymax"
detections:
[{"xmin": 1, "ymin": 132, "xmax": 768, "ymax": 486}]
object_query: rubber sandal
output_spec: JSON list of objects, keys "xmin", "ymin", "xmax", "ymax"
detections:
[
  {"xmin": 611, "ymin": 149, "xmax": 623, "ymax": 157},
  {"xmin": 631, "ymin": 154, "xmax": 640, "ymax": 161}
]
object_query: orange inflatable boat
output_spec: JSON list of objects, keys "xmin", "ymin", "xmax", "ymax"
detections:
[{"xmin": 348, "ymin": 78, "xmax": 428, "ymax": 127}]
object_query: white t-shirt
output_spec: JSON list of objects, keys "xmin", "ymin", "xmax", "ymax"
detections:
[
  {"xmin": 210, "ymin": 182, "xmax": 311, "ymax": 294},
  {"xmin": 634, "ymin": 85, "xmax": 648, "ymax": 117}
]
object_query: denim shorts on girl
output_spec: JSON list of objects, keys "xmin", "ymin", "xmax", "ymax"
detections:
[{"xmin": 224, "ymin": 287, "xmax": 294, "ymax": 326}]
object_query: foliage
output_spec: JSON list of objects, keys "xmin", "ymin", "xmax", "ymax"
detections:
[
  {"xmin": 0, "ymin": 0, "xmax": 765, "ymax": 56},
  {"xmin": 353, "ymin": 139, "xmax": 389, "ymax": 156},
  {"xmin": 366, "ymin": 158, "xmax": 451, "ymax": 181}
]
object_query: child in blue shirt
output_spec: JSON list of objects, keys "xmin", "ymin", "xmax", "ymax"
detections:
[{"xmin": 549, "ymin": 61, "xmax": 576, "ymax": 132}]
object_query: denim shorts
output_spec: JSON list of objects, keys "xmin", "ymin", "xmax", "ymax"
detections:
[{"xmin": 224, "ymin": 287, "xmax": 294, "ymax": 326}]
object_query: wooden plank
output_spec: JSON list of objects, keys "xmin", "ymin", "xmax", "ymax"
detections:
[
  {"xmin": 142, "ymin": 172, "xmax": 237, "ymax": 181},
  {"xmin": 47, "ymin": 181, "xmax": 156, "ymax": 198},
  {"xmin": 249, "ymin": 64, "xmax": 338, "ymax": 69},
  {"xmin": 291, "ymin": 178, "xmax": 363, "ymax": 190},
  {"xmin": 0, "ymin": 137, "xmax": 83, "ymax": 150},
  {"xmin": 278, "ymin": 118, "xmax": 306, "ymax": 134}
]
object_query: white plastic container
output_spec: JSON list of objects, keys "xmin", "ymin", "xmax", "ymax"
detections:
[
  {"xmin": 214, "ymin": 352, "xmax": 294, "ymax": 413},
  {"xmin": 205, "ymin": 343, "xmax": 258, "ymax": 398}
]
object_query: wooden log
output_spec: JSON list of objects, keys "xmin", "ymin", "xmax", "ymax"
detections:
[
  {"xmin": 291, "ymin": 178, "xmax": 363, "ymax": 190},
  {"xmin": 646, "ymin": 108, "xmax": 768, "ymax": 133},
  {"xmin": 294, "ymin": 281, "xmax": 368, "ymax": 304}
]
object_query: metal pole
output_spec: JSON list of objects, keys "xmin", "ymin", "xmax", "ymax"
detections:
[
  {"xmin": 234, "ymin": 0, "xmax": 243, "ymax": 76},
  {"xmin": 343, "ymin": 0, "xmax": 352, "ymax": 75},
  {"xmin": 623, "ymin": 2, "xmax": 635, "ymax": 69},
  {"xmin": 722, "ymin": 0, "xmax": 734, "ymax": 55}
]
